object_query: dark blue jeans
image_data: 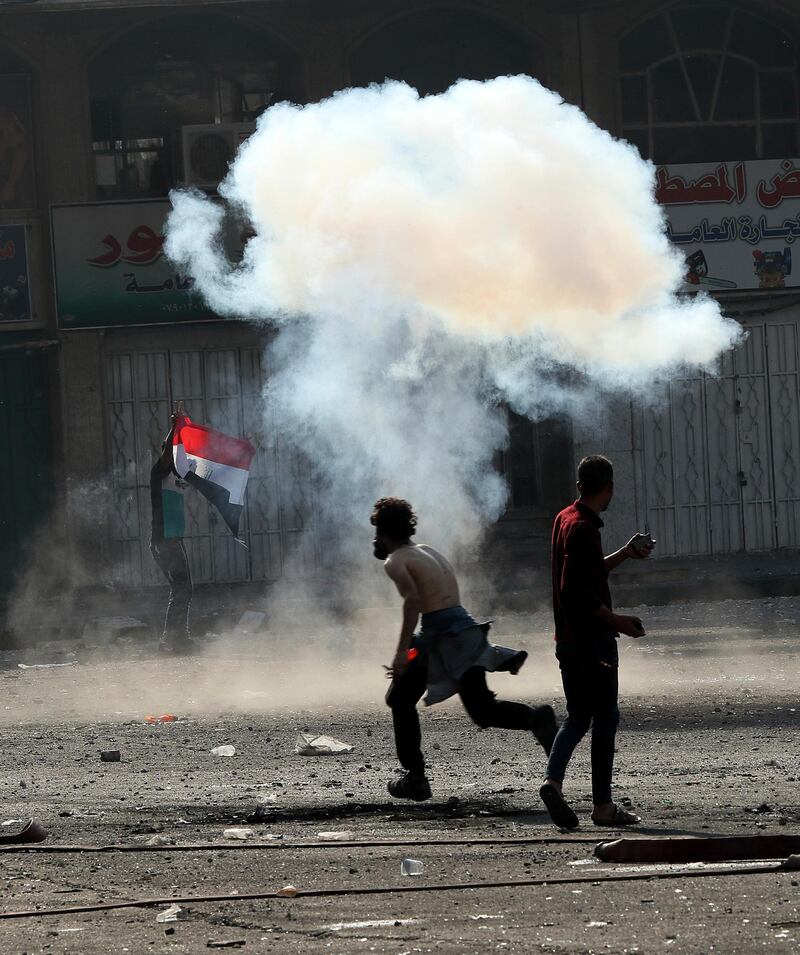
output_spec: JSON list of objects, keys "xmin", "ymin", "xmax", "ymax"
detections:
[
  {"xmin": 150, "ymin": 539, "xmax": 193, "ymax": 644},
  {"xmin": 386, "ymin": 656, "xmax": 539, "ymax": 776},
  {"xmin": 545, "ymin": 637, "xmax": 620, "ymax": 805}
]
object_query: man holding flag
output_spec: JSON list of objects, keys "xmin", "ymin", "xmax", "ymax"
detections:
[
  {"xmin": 150, "ymin": 413, "xmax": 195, "ymax": 655},
  {"xmin": 150, "ymin": 408, "xmax": 256, "ymax": 654}
]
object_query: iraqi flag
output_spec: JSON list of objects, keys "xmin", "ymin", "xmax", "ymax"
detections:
[{"xmin": 172, "ymin": 415, "xmax": 256, "ymax": 540}]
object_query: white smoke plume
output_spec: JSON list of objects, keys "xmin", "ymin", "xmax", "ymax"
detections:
[{"xmin": 166, "ymin": 76, "xmax": 742, "ymax": 550}]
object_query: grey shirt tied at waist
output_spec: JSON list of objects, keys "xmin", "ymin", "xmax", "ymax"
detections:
[{"xmin": 412, "ymin": 605, "xmax": 526, "ymax": 705}]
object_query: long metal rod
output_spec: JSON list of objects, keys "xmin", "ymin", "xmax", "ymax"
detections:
[{"xmin": 0, "ymin": 862, "xmax": 784, "ymax": 922}]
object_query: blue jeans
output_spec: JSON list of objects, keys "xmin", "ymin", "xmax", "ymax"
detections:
[{"xmin": 545, "ymin": 637, "xmax": 620, "ymax": 805}]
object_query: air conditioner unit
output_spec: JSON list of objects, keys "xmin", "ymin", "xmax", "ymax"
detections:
[{"xmin": 181, "ymin": 123, "xmax": 255, "ymax": 189}]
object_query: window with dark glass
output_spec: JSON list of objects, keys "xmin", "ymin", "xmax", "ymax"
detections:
[
  {"xmin": 619, "ymin": 5, "xmax": 799, "ymax": 163},
  {"xmin": 88, "ymin": 15, "xmax": 296, "ymax": 199},
  {"xmin": 350, "ymin": 9, "xmax": 535, "ymax": 96}
]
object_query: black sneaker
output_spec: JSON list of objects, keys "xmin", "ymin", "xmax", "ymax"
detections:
[
  {"xmin": 531, "ymin": 704, "xmax": 558, "ymax": 755},
  {"xmin": 387, "ymin": 772, "xmax": 433, "ymax": 802}
]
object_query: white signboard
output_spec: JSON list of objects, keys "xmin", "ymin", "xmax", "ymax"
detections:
[{"xmin": 659, "ymin": 157, "xmax": 800, "ymax": 292}]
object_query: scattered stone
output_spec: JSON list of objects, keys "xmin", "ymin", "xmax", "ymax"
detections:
[
  {"xmin": 146, "ymin": 834, "xmax": 175, "ymax": 846},
  {"xmin": 100, "ymin": 750, "xmax": 121, "ymax": 762}
]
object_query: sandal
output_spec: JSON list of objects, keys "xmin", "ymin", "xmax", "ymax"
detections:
[
  {"xmin": 539, "ymin": 782, "xmax": 579, "ymax": 830},
  {"xmin": 591, "ymin": 804, "xmax": 641, "ymax": 827}
]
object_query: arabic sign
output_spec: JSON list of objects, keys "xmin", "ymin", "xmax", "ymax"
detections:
[
  {"xmin": 660, "ymin": 157, "xmax": 800, "ymax": 291},
  {"xmin": 52, "ymin": 201, "xmax": 221, "ymax": 329},
  {"xmin": 0, "ymin": 225, "xmax": 31, "ymax": 323}
]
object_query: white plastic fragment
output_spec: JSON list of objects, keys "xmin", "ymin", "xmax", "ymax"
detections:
[
  {"xmin": 156, "ymin": 904, "xmax": 187, "ymax": 923},
  {"xmin": 294, "ymin": 733, "xmax": 353, "ymax": 755},
  {"xmin": 317, "ymin": 831, "xmax": 354, "ymax": 841},
  {"xmin": 211, "ymin": 745, "xmax": 236, "ymax": 757},
  {"xmin": 223, "ymin": 827, "xmax": 255, "ymax": 841},
  {"xmin": 18, "ymin": 662, "xmax": 77, "ymax": 670},
  {"xmin": 401, "ymin": 857, "xmax": 424, "ymax": 876}
]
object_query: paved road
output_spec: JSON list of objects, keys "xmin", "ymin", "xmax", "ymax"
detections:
[{"xmin": 0, "ymin": 595, "xmax": 798, "ymax": 953}]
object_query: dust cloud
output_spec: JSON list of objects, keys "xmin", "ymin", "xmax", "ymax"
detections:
[
  {"xmin": 3, "ymin": 597, "xmax": 798, "ymax": 726},
  {"xmin": 166, "ymin": 76, "xmax": 742, "ymax": 553}
]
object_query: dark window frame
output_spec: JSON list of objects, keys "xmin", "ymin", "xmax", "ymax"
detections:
[{"xmin": 619, "ymin": 5, "xmax": 800, "ymax": 163}]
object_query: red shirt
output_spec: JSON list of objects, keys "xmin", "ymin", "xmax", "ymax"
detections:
[{"xmin": 551, "ymin": 501, "xmax": 616, "ymax": 643}]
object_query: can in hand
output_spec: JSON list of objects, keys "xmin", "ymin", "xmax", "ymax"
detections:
[{"xmin": 629, "ymin": 532, "xmax": 656, "ymax": 556}]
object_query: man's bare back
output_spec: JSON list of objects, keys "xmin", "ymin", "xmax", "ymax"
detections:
[{"xmin": 384, "ymin": 543, "xmax": 460, "ymax": 614}]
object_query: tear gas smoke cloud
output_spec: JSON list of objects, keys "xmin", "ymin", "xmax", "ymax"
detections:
[{"xmin": 166, "ymin": 76, "xmax": 742, "ymax": 549}]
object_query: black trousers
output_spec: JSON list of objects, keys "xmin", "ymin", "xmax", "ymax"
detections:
[
  {"xmin": 545, "ymin": 638, "xmax": 620, "ymax": 805},
  {"xmin": 386, "ymin": 655, "xmax": 537, "ymax": 776},
  {"xmin": 150, "ymin": 539, "xmax": 193, "ymax": 644}
]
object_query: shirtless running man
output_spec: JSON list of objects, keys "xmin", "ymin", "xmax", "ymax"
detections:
[{"xmin": 372, "ymin": 497, "xmax": 557, "ymax": 801}]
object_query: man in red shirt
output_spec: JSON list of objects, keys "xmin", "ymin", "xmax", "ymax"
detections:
[{"xmin": 540, "ymin": 455, "xmax": 653, "ymax": 829}]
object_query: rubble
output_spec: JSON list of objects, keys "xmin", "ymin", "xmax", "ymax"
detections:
[
  {"xmin": 295, "ymin": 733, "xmax": 354, "ymax": 755},
  {"xmin": 156, "ymin": 904, "xmax": 187, "ymax": 923}
]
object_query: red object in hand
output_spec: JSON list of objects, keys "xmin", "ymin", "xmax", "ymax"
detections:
[{"xmin": 406, "ymin": 648, "xmax": 419, "ymax": 662}]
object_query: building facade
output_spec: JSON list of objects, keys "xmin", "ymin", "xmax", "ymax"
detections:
[{"xmin": 0, "ymin": 0, "xmax": 798, "ymax": 597}]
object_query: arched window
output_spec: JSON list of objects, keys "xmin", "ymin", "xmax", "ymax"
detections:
[
  {"xmin": 350, "ymin": 9, "xmax": 536, "ymax": 96},
  {"xmin": 88, "ymin": 15, "xmax": 298, "ymax": 199},
  {"xmin": 620, "ymin": 5, "xmax": 799, "ymax": 163}
]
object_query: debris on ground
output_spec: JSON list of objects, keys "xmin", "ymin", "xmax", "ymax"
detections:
[
  {"xmin": 18, "ymin": 662, "xmax": 77, "ymax": 670},
  {"xmin": 145, "ymin": 714, "xmax": 179, "ymax": 724},
  {"xmin": 295, "ymin": 732, "xmax": 353, "ymax": 755},
  {"xmin": 146, "ymin": 834, "xmax": 175, "ymax": 846},
  {"xmin": 155, "ymin": 904, "xmax": 187, "ymax": 923},
  {"xmin": 248, "ymin": 794, "xmax": 278, "ymax": 821},
  {"xmin": 277, "ymin": 884, "xmax": 299, "ymax": 898},
  {"xmin": 100, "ymin": 750, "xmax": 121, "ymax": 762},
  {"xmin": 401, "ymin": 857, "xmax": 424, "ymax": 876},
  {"xmin": 233, "ymin": 610, "xmax": 266, "ymax": 636},
  {"xmin": 223, "ymin": 827, "xmax": 255, "ymax": 841},
  {"xmin": 317, "ymin": 830, "xmax": 354, "ymax": 841},
  {"xmin": 207, "ymin": 941, "xmax": 247, "ymax": 949},
  {"xmin": 211, "ymin": 745, "xmax": 236, "ymax": 757},
  {"xmin": 84, "ymin": 616, "xmax": 150, "ymax": 645},
  {"xmin": 0, "ymin": 819, "xmax": 48, "ymax": 845}
]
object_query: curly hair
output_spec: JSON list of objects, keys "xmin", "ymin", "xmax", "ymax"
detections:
[{"xmin": 370, "ymin": 497, "xmax": 417, "ymax": 540}]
